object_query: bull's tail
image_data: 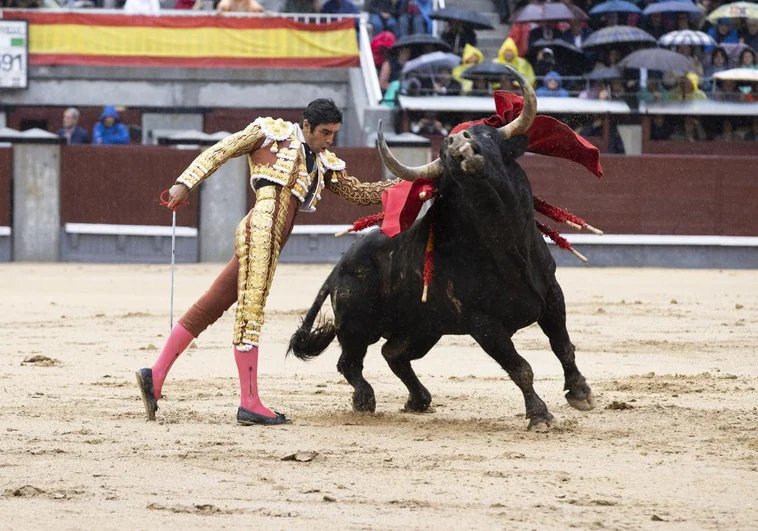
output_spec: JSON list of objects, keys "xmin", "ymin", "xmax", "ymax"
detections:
[{"xmin": 287, "ymin": 280, "xmax": 336, "ymax": 361}]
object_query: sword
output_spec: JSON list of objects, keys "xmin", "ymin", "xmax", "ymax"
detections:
[{"xmin": 160, "ymin": 190, "xmax": 189, "ymax": 334}]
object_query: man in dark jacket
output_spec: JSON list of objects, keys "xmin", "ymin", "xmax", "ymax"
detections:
[
  {"xmin": 93, "ymin": 106, "xmax": 130, "ymax": 145},
  {"xmin": 57, "ymin": 107, "xmax": 89, "ymax": 145}
]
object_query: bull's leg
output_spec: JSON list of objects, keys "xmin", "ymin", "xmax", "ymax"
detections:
[
  {"xmin": 382, "ymin": 334, "xmax": 440, "ymax": 412},
  {"xmin": 469, "ymin": 314, "xmax": 553, "ymax": 432},
  {"xmin": 538, "ymin": 279, "xmax": 596, "ymax": 412},
  {"xmin": 337, "ymin": 342, "xmax": 376, "ymax": 413}
]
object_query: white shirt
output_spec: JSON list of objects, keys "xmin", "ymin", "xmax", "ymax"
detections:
[{"xmin": 124, "ymin": 0, "xmax": 161, "ymax": 15}]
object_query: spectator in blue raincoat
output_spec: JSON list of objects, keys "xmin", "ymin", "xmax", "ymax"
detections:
[
  {"xmin": 536, "ymin": 71, "xmax": 570, "ymax": 97},
  {"xmin": 93, "ymin": 106, "xmax": 130, "ymax": 145}
]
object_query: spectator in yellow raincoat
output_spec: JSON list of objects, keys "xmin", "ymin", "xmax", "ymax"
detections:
[
  {"xmin": 452, "ymin": 44, "xmax": 484, "ymax": 94},
  {"xmin": 493, "ymin": 37, "xmax": 536, "ymax": 87}
]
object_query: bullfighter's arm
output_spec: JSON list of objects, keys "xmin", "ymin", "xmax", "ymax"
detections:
[
  {"xmin": 326, "ymin": 170, "xmax": 402, "ymax": 206},
  {"xmin": 175, "ymin": 122, "xmax": 265, "ymax": 191}
]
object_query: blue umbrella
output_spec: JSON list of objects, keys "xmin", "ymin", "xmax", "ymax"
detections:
[
  {"xmin": 582, "ymin": 25, "xmax": 657, "ymax": 49},
  {"xmin": 589, "ymin": 1, "xmax": 642, "ymax": 16},
  {"xmin": 643, "ymin": 1, "xmax": 704, "ymax": 18}
]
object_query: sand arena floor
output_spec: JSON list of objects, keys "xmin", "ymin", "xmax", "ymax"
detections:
[{"xmin": 0, "ymin": 263, "xmax": 756, "ymax": 530}]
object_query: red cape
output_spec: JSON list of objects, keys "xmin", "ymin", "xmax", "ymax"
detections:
[{"xmin": 380, "ymin": 91, "xmax": 603, "ymax": 238}]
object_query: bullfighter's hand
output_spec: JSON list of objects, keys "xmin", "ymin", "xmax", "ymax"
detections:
[{"xmin": 167, "ymin": 184, "xmax": 190, "ymax": 209}]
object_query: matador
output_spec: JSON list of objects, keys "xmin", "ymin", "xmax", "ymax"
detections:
[{"xmin": 136, "ymin": 99, "xmax": 398, "ymax": 425}]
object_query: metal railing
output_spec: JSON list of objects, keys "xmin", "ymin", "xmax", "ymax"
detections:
[{"xmin": 358, "ymin": 14, "xmax": 383, "ymax": 106}]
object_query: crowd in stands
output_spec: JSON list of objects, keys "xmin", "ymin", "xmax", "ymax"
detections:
[{"xmin": 57, "ymin": 106, "xmax": 133, "ymax": 145}]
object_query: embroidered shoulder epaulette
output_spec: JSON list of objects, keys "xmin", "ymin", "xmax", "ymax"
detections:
[
  {"xmin": 253, "ymin": 117, "xmax": 295, "ymax": 153},
  {"xmin": 319, "ymin": 150, "xmax": 346, "ymax": 183}
]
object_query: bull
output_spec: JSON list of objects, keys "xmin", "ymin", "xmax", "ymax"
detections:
[{"xmin": 288, "ymin": 68, "xmax": 596, "ymax": 431}]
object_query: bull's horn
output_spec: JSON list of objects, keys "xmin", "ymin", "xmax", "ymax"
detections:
[
  {"xmin": 498, "ymin": 66, "xmax": 537, "ymax": 139},
  {"xmin": 376, "ymin": 119, "xmax": 443, "ymax": 182}
]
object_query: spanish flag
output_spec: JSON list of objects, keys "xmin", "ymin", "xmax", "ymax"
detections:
[{"xmin": 4, "ymin": 12, "xmax": 359, "ymax": 68}]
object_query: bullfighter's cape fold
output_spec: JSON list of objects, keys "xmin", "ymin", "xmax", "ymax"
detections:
[{"xmin": 379, "ymin": 90, "xmax": 604, "ymax": 239}]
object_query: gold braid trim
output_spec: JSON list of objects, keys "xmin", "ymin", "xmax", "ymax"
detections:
[
  {"xmin": 233, "ymin": 185, "xmax": 291, "ymax": 349},
  {"xmin": 326, "ymin": 170, "xmax": 401, "ymax": 206},
  {"xmin": 176, "ymin": 122, "xmax": 265, "ymax": 190}
]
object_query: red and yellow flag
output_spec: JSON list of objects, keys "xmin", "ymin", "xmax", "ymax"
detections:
[{"xmin": 4, "ymin": 12, "xmax": 359, "ymax": 68}]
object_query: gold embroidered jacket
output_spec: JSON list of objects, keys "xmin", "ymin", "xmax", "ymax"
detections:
[{"xmin": 176, "ymin": 117, "xmax": 398, "ymax": 211}]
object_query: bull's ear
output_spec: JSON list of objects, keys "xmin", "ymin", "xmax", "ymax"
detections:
[{"xmin": 502, "ymin": 135, "xmax": 529, "ymax": 160}]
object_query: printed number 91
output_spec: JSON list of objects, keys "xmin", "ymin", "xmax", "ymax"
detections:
[{"xmin": 0, "ymin": 54, "xmax": 23, "ymax": 72}]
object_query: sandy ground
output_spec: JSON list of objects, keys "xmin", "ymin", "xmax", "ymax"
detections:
[{"xmin": 0, "ymin": 263, "xmax": 756, "ymax": 530}]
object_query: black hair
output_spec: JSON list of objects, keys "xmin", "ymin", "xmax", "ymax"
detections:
[{"xmin": 302, "ymin": 98, "xmax": 343, "ymax": 129}]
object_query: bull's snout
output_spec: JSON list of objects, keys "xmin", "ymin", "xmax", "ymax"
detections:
[{"xmin": 446, "ymin": 131, "xmax": 483, "ymax": 174}]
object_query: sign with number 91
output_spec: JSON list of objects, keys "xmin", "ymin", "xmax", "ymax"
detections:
[{"xmin": 0, "ymin": 20, "xmax": 28, "ymax": 89}]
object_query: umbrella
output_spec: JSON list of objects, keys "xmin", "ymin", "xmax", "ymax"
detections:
[
  {"xmin": 390, "ymin": 34, "xmax": 453, "ymax": 53},
  {"xmin": 713, "ymin": 68, "xmax": 758, "ymax": 82},
  {"xmin": 589, "ymin": 0, "xmax": 641, "ymax": 16},
  {"xmin": 718, "ymin": 42, "xmax": 754, "ymax": 66},
  {"xmin": 461, "ymin": 62, "xmax": 516, "ymax": 82},
  {"xmin": 584, "ymin": 66, "xmax": 622, "ymax": 80},
  {"xmin": 430, "ymin": 7, "xmax": 494, "ymax": 31},
  {"xmin": 402, "ymin": 52, "xmax": 461, "ymax": 76},
  {"xmin": 618, "ymin": 48, "xmax": 693, "ymax": 73},
  {"xmin": 659, "ymin": 30, "xmax": 717, "ymax": 47},
  {"xmin": 531, "ymin": 38, "xmax": 583, "ymax": 54},
  {"xmin": 707, "ymin": 2, "xmax": 758, "ymax": 23},
  {"xmin": 511, "ymin": 3, "xmax": 588, "ymax": 24},
  {"xmin": 582, "ymin": 25, "xmax": 657, "ymax": 49},
  {"xmin": 643, "ymin": 1, "xmax": 704, "ymax": 18}
]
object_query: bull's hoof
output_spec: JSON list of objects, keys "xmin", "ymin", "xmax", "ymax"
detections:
[
  {"xmin": 565, "ymin": 391, "xmax": 597, "ymax": 412},
  {"xmin": 527, "ymin": 412, "xmax": 554, "ymax": 432},
  {"xmin": 402, "ymin": 389, "xmax": 432, "ymax": 413},
  {"xmin": 352, "ymin": 390, "xmax": 376, "ymax": 413}
]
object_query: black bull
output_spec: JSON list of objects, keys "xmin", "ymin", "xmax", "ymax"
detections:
[{"xmin": 289, "ymin": 91, "xmax": 596, "ymax": 432}]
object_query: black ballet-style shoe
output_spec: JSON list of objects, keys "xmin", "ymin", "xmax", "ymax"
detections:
[
  {"xmin": 135, "ymin": 368, "xmax": 158, "ymax": 421},
  {"xmin": 236, "ymin": 407, "xmax": 290, "ymax": 426}
]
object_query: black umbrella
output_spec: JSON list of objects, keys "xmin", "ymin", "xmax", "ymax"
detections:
[
  {"xmin": 390, "ymin": 34, "xmax": 453, "ymax": 54},
  {"xmin": 582, "ymin": 25, "xmax": 657, "ymax": 50},
  {"xmin": 461, "ymin": 62, "xmax": 517, "ymax": 82},
  {"xmin": 584, "ymin": 66, "xmax": 622, "ymax": 80},
  {"xmin": 532, "ymin": 38, "xmax": 583, "ymax": 54},
  {"xmin": 618, "ymin": 48, "xmax": 693, "ymax": 73},
  {"xmin": 430, "ymin": 7, "xmax": 494, "ymax": 31},
  {"xmin": 511, "ymin": 3, "xmax": 588, "ymax": 23}
]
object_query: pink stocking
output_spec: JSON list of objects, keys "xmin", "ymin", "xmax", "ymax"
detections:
[
  {"xmin": 234, "ymin": 346, "xmax": 275, "ymax": 418},
  {"xmin": 151, "ymin": 323, "xmax": 195, "ymax": 398}
]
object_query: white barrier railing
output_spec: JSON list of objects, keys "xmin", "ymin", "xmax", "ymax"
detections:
[{"xmin": 358, "ymin": 15, "xmax": 383, "ymax": 106}]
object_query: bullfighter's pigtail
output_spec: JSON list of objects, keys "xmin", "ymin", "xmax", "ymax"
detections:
[
  {"xmin": 536, "ymin": 220, "xmax": 588, "ymax": 263},
  {"xmin": 533, "ymin": 196, "xmax": 603, "ymax": 235}
]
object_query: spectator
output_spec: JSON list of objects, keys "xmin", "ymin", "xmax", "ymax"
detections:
[
  {"xmin": 579, "ymin": 79, "xmax": 606, "ymax": 100},
  {"xmin": 676, "ymin": 13, "xmax": 691, "ymax": 31},
  {"xmin": 536, "ymin": 71, "xmax": 570, "ymax": 97},
  {"xmin": 707, "ymin": 18, "xmax": 739, "ymax": 50},
  {"xmin": 737, "ymin": 48, "xmax": 757, "ymax": 69},
  {"xmin": 741, "ymin": 19, "xmax": 758, "ymax": 52},
  {"xmin": 468, "ymin": 77, "xmax": 491, "ymax": 97},
  {"xmin": 57, "ymin": 108, "xmax": 89, "ymax": 145},
  {"xmin": 637, "ymin": 78, "xmax": 671, "ymax": 103},
  {"xmin": 528, "ymin": 22, "xmax": 559, "ymax": 52},
  {"xmin": 671, "ymin": 73, "xmax": 707, "ymax": 141},
  {"xmin": 452, "ymin": 44, "xmax": 484, "ymax": 94},
  {"xmin": 644, "ymin": 13, "xmax": 667, "ymax": 40},
  {"xmin": 411, "ymin": 113, "xmax": 448, "ymax": 136},
  {"xmin": 124, "ymin": 0, "xmax": 160, "ymax": 14},
  {"xmin": 533, "ymin": 47, "xmax": 560, "ymax": 77},
  {"xmin": 713, "ymin": 79, "xmax": 742, "ymax": 141},
  {"xmin": 676, "ymin": 44, "xmax": 704, "ymax": 77},
  {"xmin": 562, "ymin": 18, "xmax": 594, "ymax": 74},
  {"xmin": 441, "ymin": 21, "xmax": 477, "ymax": 55},
  {"xmin": 367, "ymin": 0, "xmax": 399, "ymax": 36},
  {"xmin": 93, "ymin": 106, "xmax": 130, "ymax": 145},
  {"xmin": 371, "ymin": 31, "xmax": 397, "ymax": 71},
  {"xmin": 379, "ymin": 45, "xmax": 411, "ymax": 91},
  {"xmin": 494, "ymin": 37, "xmax": 536, "ymax": 87},
  {"xmin": 650, "ymin": 115, "xmax": 675, "ymax": 141},
  {"xmin": 282, "ymin": 0, "xmax": 319, "ymax": 13},
  {"xmin": 321, "ymin": 0, "xmax": 359, "ymax": 16},
  {"xmin": 217, "ymin": 0, "xmax": 263, "ymax": 12},
  {"xmin": 703, "ymin": 47, "xmax": 730, "ymax": 91},
  {"xmin": 174, "ymin": 0, "xmax": 198, "ymax": 8},
  {"xmin": 397, "ymin": 0, "xmax": 432, "ymax": 38},
  {"xmin": 595, "ymin": 47, "xmax": 622, "ymax": 69},
  {"xmin": 432, "ymin": 68, "xmax": 462, "ymax": 96}
]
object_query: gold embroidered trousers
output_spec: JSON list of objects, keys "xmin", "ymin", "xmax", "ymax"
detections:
[{"xmin": 233, "ymin": 185, "xmax": 294, "ymax": 350}]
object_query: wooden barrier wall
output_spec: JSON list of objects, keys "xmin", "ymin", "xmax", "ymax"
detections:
[
  {"xmin": 60, "ymin": 145, "xmax": 200, "ymax": 227},
  {"xmin": 0, "ymin": 149, "xmax": 11, "ymax": 227},
  {"xmin": 25, "ymin": 145, "xmax": 758, "ymax": 236}
]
